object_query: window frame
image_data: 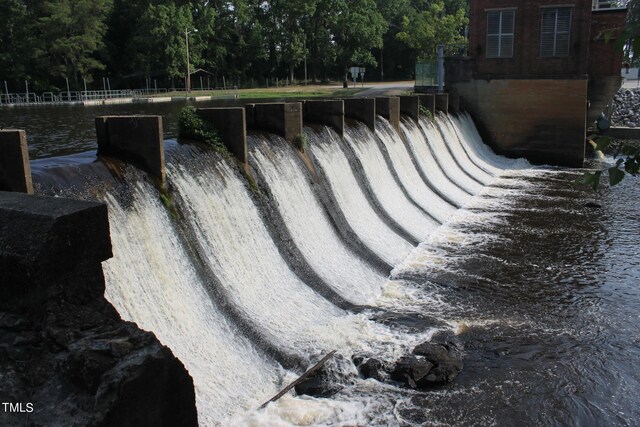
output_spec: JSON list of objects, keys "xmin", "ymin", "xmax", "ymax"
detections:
[
  {"xmin": 540, "ymin": 7, "xmax": 573, "ymax": 58},
  {"xmin": 486, "ymin": 9, "xmax": 516, "ymax": 59}
]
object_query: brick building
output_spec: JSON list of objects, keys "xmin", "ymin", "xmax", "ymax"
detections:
[{"xmin": 446, "ymin": 0, "xmax": 627, "ymax": 167}]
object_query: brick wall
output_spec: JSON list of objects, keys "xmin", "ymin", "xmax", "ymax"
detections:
[
  {"xmin": 588, "ymin": 9, "xmax": 627, "ymax": 76},
  {"xmin": 469, "ymin": 0, "xmax": 592, "ymax": 78}
]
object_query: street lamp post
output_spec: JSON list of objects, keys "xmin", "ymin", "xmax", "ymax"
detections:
[{"xmin": 185, "ymin": 27, "xmax": 197, "ymax": 93}]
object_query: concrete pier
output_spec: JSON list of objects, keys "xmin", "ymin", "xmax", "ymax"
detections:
[
  {"xmin": 246, "ymin": 102, "xmax": 303, "ymax": 143},
  {"xmin": 435, "ymin": 93, "xmax": 449, "ymax": 114},
  {"xmin": 448, "ymin": 92, "xmax": 460, "ymax": 113},
  {"xmin": 344, "ymin": 98, "xmax": 376, "ymax": 131},
  {"xmin": 400, "ymin": 96, "xmax": 420, "ymax": 123},
  {"xmin": 95, "ymin": 115, "xmax": 165, "ymax": 186},
  {"xmin": 418, "ymin": 94, "xmax": 436, "ymax": 117},
  {"xmin": 303, "ymin": 100, "xmax": 345, "ymax": 137},
  {"xmin": 0, "ymin": 130, "xmax": 33, "ymax": 194},
  {"xmin": 196, "ymin": 107, "xmax": 247, "ymax": 163},
  {"xmin": 376, "ymin": 97, "xmax": 400, "ymax": 132}
]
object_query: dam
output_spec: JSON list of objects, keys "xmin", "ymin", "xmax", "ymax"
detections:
[{"xmin": 1, "ymin": 97, "xmax": 639, "ymax": 426}]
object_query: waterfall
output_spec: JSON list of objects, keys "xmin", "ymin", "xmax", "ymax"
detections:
[
  {"xmin": 376, "ymin": 118, "xmax": 456, "ymax": 223},
  {"xmin": 436, "ymin": 115, "xmax": 495, "ymax": 185},
  {"xmin": 450, "ymin": 112, "xmax": 531, "ymax": 172},
  {"xmin": 165, "ymin": 157, "xmax": 370, "ymax": 357},
  {"xmin": 308, "ymin": 127, "xmax": 414, "ymax": 266},
  {"xmin": 102, "ymin": 178, "xmax": 280, "ymax": 425},
  {"xmin": 344, "ymin": 121, "xmax": 439, "ymax": 242},
  {"xmin": 418, "ymin": 117, "xmax": 484, "ymax": 194},
  {"xmin": 402, "ymin": 118, "xmax": 473, "ymax": 208},
  {"xmin": 250, "ymin": 135, "xmax": 386, "ymax": 305}
]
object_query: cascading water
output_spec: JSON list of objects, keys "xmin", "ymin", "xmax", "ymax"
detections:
[
  {"xmin": 165, "ymin": 155, "xmax": 371, "ymax": 357},
  {"xmin": 436, "ymin": 115, "xmax": 495, "ymax": 185},
  {"xmin": 308, "ymin": 127, "xmax": 414, "ymax": 266},
  {"xmin": 101, "ymin": 176, "xmax": 280, "ymax": 425},
  {"xmin": 418, "ymin": 116, "xmax": 484, "ymax": 194},
  {"xmin": 345, "ymin": 120, "xmax": 439, "ymax": 242},
  {"xmin": 249, "ymin": 135, "xmax": 386, "ymax": 305},
  {"xmin": 403, "ymin": 118, "xmax": 473, "ymax": 207},
  {"xmin": 376, "ymin": 118, "xmax": 456, "ymax": 223}
]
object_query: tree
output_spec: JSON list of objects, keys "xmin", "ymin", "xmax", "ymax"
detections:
[
  {"xmin": 132, "ymin": 3, "xmax": 197, "ymax": 85},
  {"xmin": 332, "ymin": 0, "xmax": 387, "ymax": 81},
  {"xmin": 35, "ymin": 0, "xmax": 113, "ymax": 88},
  {"xmin": 395, "ymin": 0, "xmax": 468, "ymax": 59}
]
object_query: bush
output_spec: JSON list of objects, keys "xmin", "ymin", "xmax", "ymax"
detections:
[{"xmin": 178, "ymin": 106, "xmax": 229, "ymax": 155}]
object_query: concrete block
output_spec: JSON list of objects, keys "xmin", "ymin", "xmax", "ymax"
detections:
[
  {"xmin": 249, "ymin": 102, "xmax": 303, "ymax": 143},
  {"xmin": 196, "ymin": 107, "xmax": 247, "ymax": 163},
  {"xmin": 418, "ymin": 94, "xmax": 436, "ymax": 117},
  {"xmin": 344, "ymin": 98, "xmax": 376, "ymax": 131},
  {"xmin": 400, "ymin": 96, "xmax": 420, "ymax": 123},
  {"xmin": 303, "ymin": 100, "xmax": 345, "ymax": 137},
  {"xmin": 96, "ymin": 116, "xmax": 165, "ymax": 185},
  {"xmin": 376, "ymin": 97, "xmax": 400, "ymax": 132},
  {"xmin": 448, "ymin": 92, "xmax": 460, "ymax": 113},
  {"xmin": 0, "ymin": 191, "xmax": 111, "ymax": 306},
  {"xmin": 0, "ymin": 130, "xmax": 33, "ymax": 194},
  {"xmin": 435, "ymin": 93, "xmax": 449, "ymax": 114}
]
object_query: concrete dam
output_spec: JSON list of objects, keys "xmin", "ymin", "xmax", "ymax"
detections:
[{"xmin": 2, "ymin": 97, "xmax": 639, "ymax": 426}]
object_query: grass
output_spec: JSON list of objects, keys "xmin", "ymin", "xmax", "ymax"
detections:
[{"xmin": 156, "ymin": 85, "xmax": 366, "ymax": 100}]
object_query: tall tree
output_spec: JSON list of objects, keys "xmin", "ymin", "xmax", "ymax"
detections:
[
  {"xmin": 333, "ymin": 0, "xmax": 387, "ymax": 81},
  {"xmin": 35, "ymin": 0, "xmax": 113, "ymax": 88}
]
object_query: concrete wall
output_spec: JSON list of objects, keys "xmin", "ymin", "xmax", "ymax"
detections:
[
  {"xmin": 344, "ymin": 98, "xmax": 376, "ymax": 131},
  {"xmin": 418, "ymin": 94, "xmax": 436, "ymax": 117},
  {"xmin": 0, "ymin": 130, "xmax": 33, "ymax": 193},
  {"xmin": 303, "ymin": 100, "xmax": 345, "ymax": 136},
  {"xmin": 196, "ymin": 108, "xmax": 247, "ymax": 163},
  {"xmin": 375, "ymin": 97, "xmax": 400, "ymax": 132},
  {"xmin": 399, "ymin": 96, "xmax": 420, "ymax": 123},
  {"xmin": 96, "ymin": 116, "xmax": 165, "ymax": 186},
  {"xmin": 247, "ymin": 102, "xmax": 303, "ymax": 143},
  {"xmin": 435, "ymin": 94, "xmax": 449, "ymax": 114},
  {"xmin": 453, "ymin": 78, "xmax": 587, "ymax": 167}
]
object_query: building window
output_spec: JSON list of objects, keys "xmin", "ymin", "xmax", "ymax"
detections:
[
  {"xmin": 540, "ymin": 7, "xmax": 572, "ymax": 57},
  {"xmin": 486, "ymin": 10, "xmax": 515, "ymax": 58}
]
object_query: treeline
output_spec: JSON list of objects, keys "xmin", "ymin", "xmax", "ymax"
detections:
[{"xmin": 0, "ymin": 0, "xmax": 468, "ymax": 93}]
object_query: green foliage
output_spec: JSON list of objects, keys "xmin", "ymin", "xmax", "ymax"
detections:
[
  {"xmin": 583, "ymin": 135, "xmax": 640, "ymax": 190},
  {"xmin": 396, "ymin": 0, "xmax": 468, "ymax": 59},
  {"xmin": 293, "ymin": 132, "xmax": 309, "ymax": 152},
  {"xmin": 419, "ymin": 104, "xmax": 434, "ymax": 120},
  {"xmin": 178, "ymin": 106, "xmax": 229, "ymax": 156}
]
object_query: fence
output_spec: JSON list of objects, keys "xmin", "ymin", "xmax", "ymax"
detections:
[{"xmin": 415, "ymin": 61, "xmax": 439, "ymax": 89}]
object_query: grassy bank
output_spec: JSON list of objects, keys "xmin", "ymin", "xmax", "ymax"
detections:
[{"xmin": 158, "ymin": 85, "xmax": 365, "ymax": 100}]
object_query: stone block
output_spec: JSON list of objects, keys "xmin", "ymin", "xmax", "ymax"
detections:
[
  {"xmin": 418, "ymin": 94, "xmax": 436, "ymax": 117},
  {"xmin": 376, "ymin": 97, "xmax": 400, "ymax": 132},
  {"xmin": 435, "ymin": 93, "xmax": 449, "ymax": 114},
  {"xmin": 96, "ymin": 116, "xmax": 165, "ymax": 185},
  {"xmin": 400, "ymin": 96, "xmax": 420, "ymax": 123},
  {"xmin": 0, "ymin": 130, "xmax": 33, "ymax": 194},
  {"xmin": 196, "ymin": 107, "xmax": 247, "ymax": 163},
  {"xmin": 249, "ymin": 102, "xmax": 303, "ymax": 143},
  {"xmin": 303, "ymin": 100, "xmax": 345, "ymax": 137},
  {"xmin": 344, "ymin": 98, "xmax": 376, "ymax": 131},
  {"xmin": 0, "ymin": 191, "xmax": 111, "ymax": 307}
]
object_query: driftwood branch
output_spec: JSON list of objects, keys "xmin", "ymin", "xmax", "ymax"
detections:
[{"xmin": 259, "ymin": 350, "xmax": 337, "ymax": 409}]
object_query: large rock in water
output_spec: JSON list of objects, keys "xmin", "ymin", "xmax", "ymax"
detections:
[
  {"xmin": 0, "ymin": 192, "xmax": 198, "ymax": 426},
  {"xmin": 391, "ymin": 331, "xmax": 464, "ymax": 389}
]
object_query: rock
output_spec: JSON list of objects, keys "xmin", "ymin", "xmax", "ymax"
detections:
[
  {"xmin": 411, "ymin": 331, "xmax": 465, "ymax": 386},
  {"xmin": 584, "ymin": 201, "xmax": 601, "ymax": 208},
  {"xmin": 357, "ymin": 358, "xmax": 384, "ymax": 381},
  {"xmin": 390, "ymin": 355, "xmax": 434, "ymax": 388},
  {"xmin": 294, "ymin": 366, "xmax": 343, "ymax": 398}
]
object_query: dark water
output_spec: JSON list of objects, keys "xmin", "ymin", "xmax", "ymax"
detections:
[
  {"xmin": 0, "ymin": 99, "xmax": 249, "ymax": 159},
  {"xmin": 390, "ymin": 169, "xmax": 640, "ymax": 426}
]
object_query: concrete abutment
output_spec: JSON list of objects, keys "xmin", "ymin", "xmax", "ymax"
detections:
[
  {"xmin": 0, "ymin": 130, "xmax": 33, "ymax": 194},
  {"xmin": 375, "ymin": 97, "xmax": 400, "ymax": 132},
  {"xmin": 246, "ymin": 102, "xmax": 303, "ymax": 144},
  {"xmin": 303, "ymin": 100, "xmax": 345, "ymax": 137},
  {"xmin": 196, "ymin": 107, "xmax": 248, "ymax": 163},
  {"xmin": 344, "ymin": 98, "xmax": 376, "ymax": 131}
]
